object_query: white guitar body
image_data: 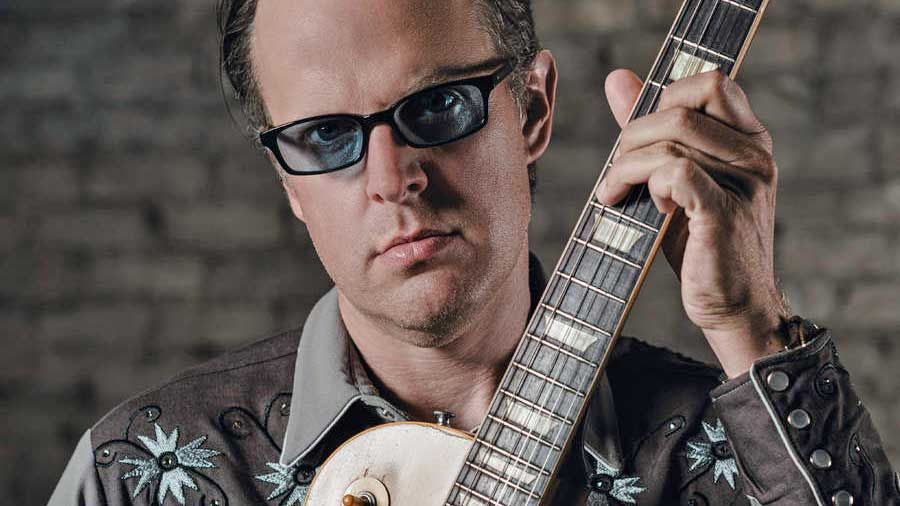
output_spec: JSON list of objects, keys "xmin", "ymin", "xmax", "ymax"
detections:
[{"xmin": 303, "ymin": 422, "xmax": 473, "ymax": 505}]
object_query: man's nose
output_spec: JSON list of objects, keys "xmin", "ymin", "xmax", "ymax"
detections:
[{"xmin": 364, "ymin": 123, "xmax": 428, "ymax": 204}]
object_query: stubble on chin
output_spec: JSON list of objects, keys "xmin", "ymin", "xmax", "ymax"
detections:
[
  {"xmin": 375, "ymin": 275, "xmax": 484, "ymax": 348},
  {"xmin": 344, "ymin": 258, "xmax": 499, "ymax": 349}
]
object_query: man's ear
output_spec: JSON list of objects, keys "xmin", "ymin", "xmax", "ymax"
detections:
[
  {"xmin": 266, "ymin": 151, "xmax": 307, "ymax": 223},
  {"xmin": 521, "ymin": 49, "xmax": 558, "ymax": 165}
]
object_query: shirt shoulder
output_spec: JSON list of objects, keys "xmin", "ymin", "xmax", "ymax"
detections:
[
  {"xmin": 84, "ymin": 327, "xmax": 303, "ymax": 505},
  {"xmin": 92, "ymin": 327, "xmax": 302, "ymax": 436}
]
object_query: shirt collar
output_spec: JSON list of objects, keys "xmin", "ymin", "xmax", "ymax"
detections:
[{"xmin": 279, "ymin": 254, "xmax": 623, "ymax": 472}]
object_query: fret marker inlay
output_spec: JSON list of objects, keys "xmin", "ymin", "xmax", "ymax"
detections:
[
  {"xmin": 670, "ymin": 50, "xmax": 719, "ymax": 81},
  {"xmin": 503, "ymin": 400, "xmax": 558, "ymax": 439},
  {"xmin": 456, "ymin": 490, "xmax": 489, "ymax": 506},
  {"xmin": 483, "ymin": 452, "xmax": 538, "ymax": 486},
  {"xmin": 544, "ymin": 314, "xmax": 599, "ymax": 353},
  {"xmin": 591, "ymin": 214, "xmax": 645, "ymax": 257}
]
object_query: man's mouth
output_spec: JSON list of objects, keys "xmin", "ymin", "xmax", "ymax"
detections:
[{"xmin": 378, "ymin": 229, "xmax": 459, "ymax": 266}]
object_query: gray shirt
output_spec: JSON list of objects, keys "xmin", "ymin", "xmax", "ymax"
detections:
[{"xmin": 48, "ymin": 273, "xmax": 899, "ymax": 505}]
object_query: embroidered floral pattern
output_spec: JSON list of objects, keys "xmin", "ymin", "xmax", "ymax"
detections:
[
  {"xmin": 255, "ymin": 462, "xmax": 310, "ymax": 506},
  {"xmin": 119, "ymin": 423, "xmax": 221, "ymax": 505},
  {"xmin": 685, "ymin": 419, "xmax": 739, "ymax": 489},
  {"xmin": 586, "ymin": 454, "xmax": 646, "ymax": 505}
]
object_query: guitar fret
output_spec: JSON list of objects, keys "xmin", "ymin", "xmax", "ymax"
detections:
[
  {"xmin": 670, "ymin": 35, "xmax": 736, "ymax": 62},
  {"xmin": 571, "ymin": 237, "xmax": 642, "ymax": 269},
  {"xmin": 540, "ymin": 303, "xmax": 614, "ymax": 338},
  {"xmin": 512, "ymin": 361, "xmax": 586, "ymax": 397},
  {"xmin": 525, "ymin": 332, "xmax": 597, "ymax": 367},
  {"xmin": 475, "ymin": 439, "xmax": 552, "ymax": 476},
  {"xmin": 452, "ymin": 483, "xmax": 507, "ymax": 506},
  {"xmin": 617, "ymin": 188, "xmax": 667, "ymax": 230},
  {"xmin": 588, "ymin": 201, "xmax": 660, "ymax": 233},
  {"xmin": 721, "ymin": 0, "xmax": 758, "ymax": 13},
  {"xmin": 560, "ymin": 241, "xmax": 641, "ymax": 302},
  {"xmin": 554, "ymin": 271, "xmax": 628, "ymax": 305},
  {"xmin": 486, "ymin": 414, "xmax": 563, "ymax": 451},
  {"xmin": 498, "ymin": 388, "xmax": 575, "ymax": 425},
  {"xmin": 462, "ymin": 462, "xmax": 538, "ymax": 498}
]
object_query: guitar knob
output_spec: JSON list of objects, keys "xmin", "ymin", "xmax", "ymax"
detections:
[
  {"xmin": 342, "ymin": 477, "xmax": 389, "ymax": 505},
  {"xmin": 433, "ymin": 410, "xmax": 455, "ymax": 426},
  {"xmin": 342, "ymin": 493, "xmax": 376, "ymax": 506}
]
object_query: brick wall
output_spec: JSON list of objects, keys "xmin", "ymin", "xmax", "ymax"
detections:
[{"xmin": 2, "ymin": 0, "xmax": 897, "ymax": 502}]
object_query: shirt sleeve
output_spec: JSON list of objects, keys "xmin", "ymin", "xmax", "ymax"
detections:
[
  {"xmin": 47, "ymin": 430, "xmax": 108, "ymax": 506},
  {"xmin": 709, "ymin": 330, "xmax": 899, "ymax": 505}
]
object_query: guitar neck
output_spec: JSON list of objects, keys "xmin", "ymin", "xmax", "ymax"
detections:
[{"xmin": 446, "ymin": 0, "xmax": 770, "ymax": 504}]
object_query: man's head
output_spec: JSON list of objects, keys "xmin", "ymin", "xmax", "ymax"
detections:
[
  {"xmin": 218, "ymin": 0, "xmax": 557, "ymax": 345},
  {"xmin": 219, "ymin": 0, "xmax": 543, "ymax": 186}
]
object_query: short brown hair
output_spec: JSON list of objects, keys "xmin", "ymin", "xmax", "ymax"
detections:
[{"xmin": 217, "ymin": 0, "xmax": 541, "ymax": 189}]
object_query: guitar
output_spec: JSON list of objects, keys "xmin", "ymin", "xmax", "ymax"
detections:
[{"xmin": 304, "ymin": 0, "xmax": 770, "ymax": 504}]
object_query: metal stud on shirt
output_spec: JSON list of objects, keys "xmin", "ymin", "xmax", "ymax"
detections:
[
  {"xmin": 831, "ymin": 490, "xmax": 854, "ymax": 506},
  {"xmin": 810, "ymin": 449, "xmax": 833, "ymax": 469},
  {"xmin": 787, "ymin": 409, "xmax": 811, "ymax": 429},
  {"xmin": 766, "ymin": 370, "xmax": 790, "ymax": 392}
]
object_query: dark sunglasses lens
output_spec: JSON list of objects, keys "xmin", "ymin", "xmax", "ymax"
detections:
[
  {"xmin": 395, "ymin": 84, "xmax": 485, "ymax": 146},
  {"xmin": 276, "ymin": 117, "xmax": 364, "ymax": 173}
]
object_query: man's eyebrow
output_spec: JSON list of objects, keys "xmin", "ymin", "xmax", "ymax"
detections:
[{"xmin": 408, "ymin": 57, "xmax": 510, "ymax": 92}]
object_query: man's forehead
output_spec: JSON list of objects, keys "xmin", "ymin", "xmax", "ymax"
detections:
[{"xmin": 252, "ymin": 0, "xmax": 497, "ymax": 122}]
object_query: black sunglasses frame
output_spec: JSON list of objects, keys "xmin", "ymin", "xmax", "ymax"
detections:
[{"xmin": 259, "ymin": 60, "xmax": 516, "ymax": 176}]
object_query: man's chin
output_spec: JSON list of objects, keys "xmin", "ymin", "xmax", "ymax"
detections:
[{"xmin": 375, "ymin": 268, "xmax": 482, "ymax": 343}]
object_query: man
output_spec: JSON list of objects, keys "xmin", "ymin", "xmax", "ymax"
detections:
[{"xmin": 49, "ymin": 0, "xmax": 897, "ymax": 505}]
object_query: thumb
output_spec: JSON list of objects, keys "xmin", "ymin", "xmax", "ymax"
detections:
[{"xmin": 604, "ymin": 69, "xmax": 643, "ymax": 129}]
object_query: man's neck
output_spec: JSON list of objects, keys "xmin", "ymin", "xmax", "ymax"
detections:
[{"xmin": 338, "ymin": 248, "xmax": 534, "ymax": 431}]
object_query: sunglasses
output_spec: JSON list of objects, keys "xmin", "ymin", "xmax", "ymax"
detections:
[{"xmin": 259, "ymin": 60, "xmax": 516, "ymax": 176}]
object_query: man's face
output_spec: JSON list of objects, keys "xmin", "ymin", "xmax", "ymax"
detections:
[{"xmin": 253, "ymin": 0, "xmax": 543, "ymax": 343}]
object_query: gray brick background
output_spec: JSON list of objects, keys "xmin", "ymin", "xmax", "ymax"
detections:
[{"xmin": 2, "ymin": 0, "xmax": 897, "ymax": 503}]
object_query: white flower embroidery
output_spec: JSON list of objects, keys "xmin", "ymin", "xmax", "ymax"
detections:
[
  {"xmin": 255, "ymin": 462, "xmax": 309, "ymax": 506},
  {"xmin": 686, "ymin": 419, "xmax": 739, "ymax": 489},
  {"xmin": 119, "ymin": 423, "xmax": 221, "ymax": 505}
]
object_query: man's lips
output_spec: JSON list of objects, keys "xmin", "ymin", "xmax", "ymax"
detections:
[
  {"xmin": 377, "ymin": 229, "xmax": 460, "ymax": 266},
  {"xmin": 378, "ymin": 229, "xmax": 455, "ymax": 255}
]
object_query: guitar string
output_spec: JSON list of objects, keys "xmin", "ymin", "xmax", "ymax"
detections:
[
  {"xmin": 465, "ymin": 120, "xmax": 647, "ymax": 503},
  {"xmin": 477, "ymin": 53, "xmax": 676, "ymax": 505},
  {"xmin": 472, "ymin": 1, "xmax": 719, "ymax": 503},
  {"xmin": 480, "ymin": 0, "xmax": 718, "ymax": 500},
  {"xmin": 456, "ymin": 0, "xmax": 743, "ymax": 501},
  {"xmin": 521, "ymin": 1, "xmax": 732, "ymax": 502},
  {"xmin": 512, "ymin": 0, "xmax": 730, "ymax": 503}
]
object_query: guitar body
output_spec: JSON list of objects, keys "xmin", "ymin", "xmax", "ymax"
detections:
[{"xmin": 303, "ymin": 422, "xmax": 472, "ymax": 505}]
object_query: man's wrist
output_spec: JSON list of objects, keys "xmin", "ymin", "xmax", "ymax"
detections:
[{"xmin": 702, "ymin": 304, "xmax": 790, "ymax": 378}]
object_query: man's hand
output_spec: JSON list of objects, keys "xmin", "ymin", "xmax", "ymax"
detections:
[{"xmin": 596, "ymin": 69, "xmax": 788, "ymax": 378}]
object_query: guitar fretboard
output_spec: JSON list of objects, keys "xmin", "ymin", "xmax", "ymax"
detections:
[{"xmin": 446, "ymin": 0, "xmax": 768, "ymax": 504}]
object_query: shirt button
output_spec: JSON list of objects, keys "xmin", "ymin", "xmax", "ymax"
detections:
[
  {"xmin": 831, "ymin": 490, "xmax": 854, "ymax": 506},
  {"xmin": 766, "ymin": 370, "xmax": 790, "ymax": 392},
  {"xmin": 293, "ymin": 464, "xmax": 316, "ymax": 485},
  {"xmin": 810, "ymin": 449, "xmax": 833, "ymax": 469},
  {"xmin": 787, "ymin": 409, "xmax": 811, "ymax": 429},
  {"xmin": 588, "ymin": 473, "xmax": 613, "ymax": 492}
]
